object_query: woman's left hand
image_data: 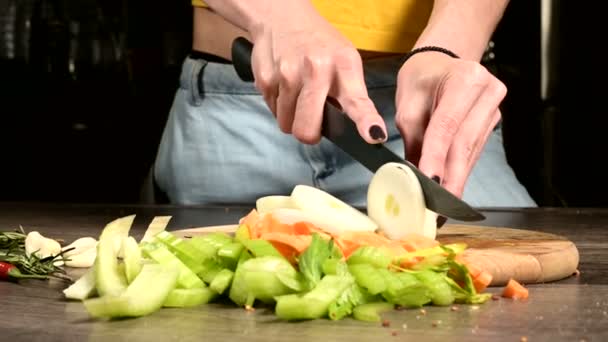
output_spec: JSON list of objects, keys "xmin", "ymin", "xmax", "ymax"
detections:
[{"xmin": 395, "ymin": 51, "xmax": 506, "ymax": 198}]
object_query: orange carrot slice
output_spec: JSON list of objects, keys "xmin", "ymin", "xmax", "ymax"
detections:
[
  {"xmin": 473, "ymin": 270, "xmax": 493, "ymax": 293},
  {"xmin": 501, "ymin": 278, "xmax": 529, "ymax": 299}
]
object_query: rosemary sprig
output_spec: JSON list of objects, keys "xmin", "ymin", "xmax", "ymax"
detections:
[{"xmin": 0, "ymin": 227, "xmax": 73, "ymax": 282}]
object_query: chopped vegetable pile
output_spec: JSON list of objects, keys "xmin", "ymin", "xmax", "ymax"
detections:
[{"xmin": 62, "ymin": 207, "xmax": 505, "ymax": 322}]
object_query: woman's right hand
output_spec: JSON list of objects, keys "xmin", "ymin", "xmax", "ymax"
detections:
[{"xmin": 246, "ymin": 2, "xmax": 387, "ymax": 145}]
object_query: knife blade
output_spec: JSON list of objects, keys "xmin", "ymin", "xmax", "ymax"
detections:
[{"xmin": 230, "ymin": 37, "xmax": 485, "ymax": 222}]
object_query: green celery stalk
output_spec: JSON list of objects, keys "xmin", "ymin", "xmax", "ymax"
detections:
[
  {"xmin": 141, "ymin": 243, "xmax": 205, "ymax": 289},
  {"xmin": 229, "ymin": 256, "xmax": 298, "ymax": 306},
  {"xmin": 209, "ymin": 269, "xmax": 234, "ymax": 294},
  {"xmin": 154, "ymin": 231, "xmax": 207, "ymax": 274},
  {"xmin": 275, "ymin": 274, "xmax": 354, "ymax": 321},
  {"xmin": 414, "ymin": 270, "xmax": 454, "ymax": 306},
  {"xmin": 347, "ymin": 246, "xmax": 393, "ymax": 269},
  {"xmin": 163, "ymin": 287, "xmax": 218, "ymax": 308},
  {"xmin": 63, "ymin": 267, "xmax": 97, "ymax": 300},
  {"xmin": 84, "ymin": 263, "xmax": 179, "ymax": 318},
  {"xmin": 217, "ymin": 242, "xmax": 244, "ymax": 260},
  {"xmin": 352, "ymin": 302, "xmax": 394, "ymax": 322},
  {"xmin": 235, "ymin": 224, "xmax": 250, "ymax": 243},
  {"xmin": 242, "ymin": 239, "xmax": 284, "ymax": 259},
  {"xmin": 95, "ymin": 237, "xmax": 127, "ymax": 297},
  {"xmin": 122, "ymin": 236, "xmax": 143, "ymax": 284},
  {"xmin": 380, "ymin": 270, "xmax": 431, "ymax": 308},
  {"xmin": 328, "ymin": 283, "xmax": 377, "ymax": 321},
  {"xmin": 348, "ymin": 264, "xmax": 387, "ymax": 295}
]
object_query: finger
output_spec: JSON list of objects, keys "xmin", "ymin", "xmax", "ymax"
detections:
[
  {"xmin": 441, "ymin": 81, "xmax": 506, "ymax": 197},
  {"xmin": 291, "ymin": 56, "xmax": 331, "ymax": 144},
  {"xmin": 275, "ymin": 60, "xmax": 302, "ymax": 134},
  {"xmin": 330, "ymin": 53, "xmax": 387, "ymax": 144},
  {"xmin": 251, "ymin": 35, "xmax": 279, "ymax": 116},
  {"xmin": 394, "ymin": 88, "xmax": 434, "ymax": 166},
  {"xmin": 418, "ymin": 64, "xmax": 488, "ymax": 182}
]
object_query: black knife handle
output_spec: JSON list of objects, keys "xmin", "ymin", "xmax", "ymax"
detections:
[
  {"xmin": 231, "ymin": 37, "xmax": 255, "ymax": 82},
  {"xmin": 230, "ymin": 36, "xmax": 347, "ymax": 138}
]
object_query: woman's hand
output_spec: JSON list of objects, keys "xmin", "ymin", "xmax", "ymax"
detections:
[
  {"xmin": 395, "ymin": 51, "xmax": 506, "ymax": 198},
  {"xmin": 247, "ymin": 2, "xmax": 387, "ymax": 145}
]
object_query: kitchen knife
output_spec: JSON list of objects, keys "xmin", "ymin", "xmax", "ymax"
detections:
[{"xmin": 230, "ymin": 37, "xmax": 485, "ymax": 222}]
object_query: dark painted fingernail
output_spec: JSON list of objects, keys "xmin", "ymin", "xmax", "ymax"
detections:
[
  {"xmin": 432, "ymin": 176, "xmax": 441, "ymax": 184},
  {"xmin": 369, "ymin": 125, "xmax": 386, "ymax": 140},
  {"xmin": 436, "ymin": 215, "xmax": 448, "ymax": 228}
]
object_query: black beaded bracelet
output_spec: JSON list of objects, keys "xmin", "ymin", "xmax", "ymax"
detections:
[{"xmin": 402, "ymin": 46, "xmax": 460, "ymax": 63}]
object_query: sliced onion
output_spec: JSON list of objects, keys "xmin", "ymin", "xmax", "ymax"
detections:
[
  {"xmin": 256, "ymin": 195, "xmax": 296, "ymax": 214},
  {"xmin": 367, "ymin": 162, "xmax": 431, "ymax": 240},
  {"xmin": 289, "ymin": 185, "xmax": 378, "ymax": 235}
]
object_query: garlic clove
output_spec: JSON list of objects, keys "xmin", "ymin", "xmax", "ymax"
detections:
[{"xmin": 62, "ymin": 237, "xmax": 98, "ymax": 257}]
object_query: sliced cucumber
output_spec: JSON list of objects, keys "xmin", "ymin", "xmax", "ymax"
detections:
[
  {"xmin": 290, "ymin": 185, "xmax": 377, "ymax": 235},
  {"xmin": 256, "ymin": 195, "xmax": 296, "ymax": 214},
  {"xmin": 367, "ymin": 162, "xmax": 430, "ymax": 240}
]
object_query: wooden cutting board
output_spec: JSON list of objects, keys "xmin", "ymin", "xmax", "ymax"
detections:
[{"xmin": 172, "ymin": 224, "xmax": 580, "ymax": 287}]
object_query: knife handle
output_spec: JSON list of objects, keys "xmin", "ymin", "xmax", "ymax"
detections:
[
  {"xmin": 230, "ymin": 37, "xmax": 348, "ymax": 134},
  {"xmin": 231, "ymin": 37, "xmax": 255, "ymax": 82}
]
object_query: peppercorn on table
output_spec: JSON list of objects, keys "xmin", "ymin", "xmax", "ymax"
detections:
[{"xmin": 0, "ymin": 203, "xmax": 606, "ymax": 342}]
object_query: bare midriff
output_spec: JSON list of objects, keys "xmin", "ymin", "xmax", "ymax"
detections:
[{"xmin": 193, "ymin": 8, "xmax": 402, "ymax": 62}]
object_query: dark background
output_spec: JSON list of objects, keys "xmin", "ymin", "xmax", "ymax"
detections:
[{"xmin": 0, "ymin": 1, "xmax": 605, "ymax": 207}]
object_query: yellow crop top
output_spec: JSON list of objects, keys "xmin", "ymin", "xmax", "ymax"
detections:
[{"xmin": 191, "ymin": 1, "xmax": 433, "ymax": 53}]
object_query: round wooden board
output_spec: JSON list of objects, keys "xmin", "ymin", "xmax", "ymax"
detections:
[{"xmin": 171, "ymin": 224, "xmax": 580, "ymax": 287}]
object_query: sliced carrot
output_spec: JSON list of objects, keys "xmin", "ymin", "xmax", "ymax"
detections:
[
  {"xmin": 334, "ymin": 231, "xmax": 409, "ymax": 259},
  {"xmin": 397, "ymin": 233, "xmax": 440, "ymax": 252},
  {"xmin": 240, "ymin": 209, "xmax": 261, "ymax": 237},
  {"xmin": 501, "ymin": 278, "xmax": 529, "ymax": 299},
  {"xmin": 260, "ymin": 232, "xmax": 312, "ymax": 254},
  {"xmin": 472, "ymin": 270, "xmax": 493, "ymax": 293}
]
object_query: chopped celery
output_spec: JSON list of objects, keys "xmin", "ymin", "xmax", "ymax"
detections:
[
  {"xmin": 141, "ymin": 243, "xmax": 205, "ymax": 289},
  {"xmin": 352, "ymin": 302, "xmax": 394, "ymax": 322},
  {"xmin": 140, "ymin": 216, "xmax": 171, "ymax": 243},
  {"xmin": 229, "ymin": 256, "xmax": 299, "ymax": 306},
  {"xmin": 235, "ymin": 224, "xmax": 250, "ymax": 243},
  {"xmin": 217, "ymin": 242, "xmax": 244, "ymax": 261},
  {"xmin": 99, "ymin": 215, "xmax": 135, "ymax": 241},
  {"xmin": 328, "ymin": 283, "xmax": 377, "ymax": 321},
  {"xmin": 163, "ymin": 287, "xmax": 218, "ymax": 308},
  {"xmin": 84, "ymin": 264, "xmax": 179, "ymax": 318},
  {"xmin": 196, "ymin": 232, "xmax": 233, "ymax": 250},
  {"xmin": 210, "ymin": 269, "xmax": 234, "ymax": 294},
  {"xmin": 187, "ymin": 236, "xmax": 218, "ymax": 257},
  {"xmin": 63, "ymin": 267, "xmax": 97, "ymax": 300},
  {"xmin": 298, "ymin": 233, "xmax": 334, "ymax": 289},
  {"xmin": 154, "ymin": 231, "xmax": 210, "ymax": 274},
  {"xmin": 275, "ymin": 274, "xmax": 354, "ymax": 320},
  {"xmin": 414, "ymin": 270, "xmax": 454, "ymax": 306},
  {"xmin": 347, "ymin": 246, "xmax": 393, "ymax": 269},
  {"xmin": 95, "ymin": 237, "xmax": 127, "ymax": 297},
  {"xmin": 122, "ymin": 236, "xmax": 142, "ymax": 284},
  {"xmin": 242, "ymin": 239, "xmax": 284, "ymax": 259},
  {"xmin": 198, "ymin": 259, "xmax": 225, "ymax": 284},
  {"xmin": 348, "ymin": 264, "xmax": 387, "ymax": 295},
  {"xmin": 322, "ymin": 259, "xmax": 350, "ymax": 276},
  {"xmin": 381, "ymin": 270, "xmax": 431, "ymax": 308}
]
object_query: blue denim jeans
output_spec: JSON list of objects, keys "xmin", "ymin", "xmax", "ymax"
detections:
[{"xmin": 153, "ymin": 56, "xmax": 537, "ymax": 208}]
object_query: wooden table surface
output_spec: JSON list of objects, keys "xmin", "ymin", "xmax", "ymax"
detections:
[{"xmin": 1, "ymin": 202, "xmax": 607, "ymax": 342}]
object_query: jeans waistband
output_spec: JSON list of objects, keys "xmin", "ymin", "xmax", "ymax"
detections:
[{"xmin": 180, "ymin": 52, "xmax": 408, "ymax": 97}]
